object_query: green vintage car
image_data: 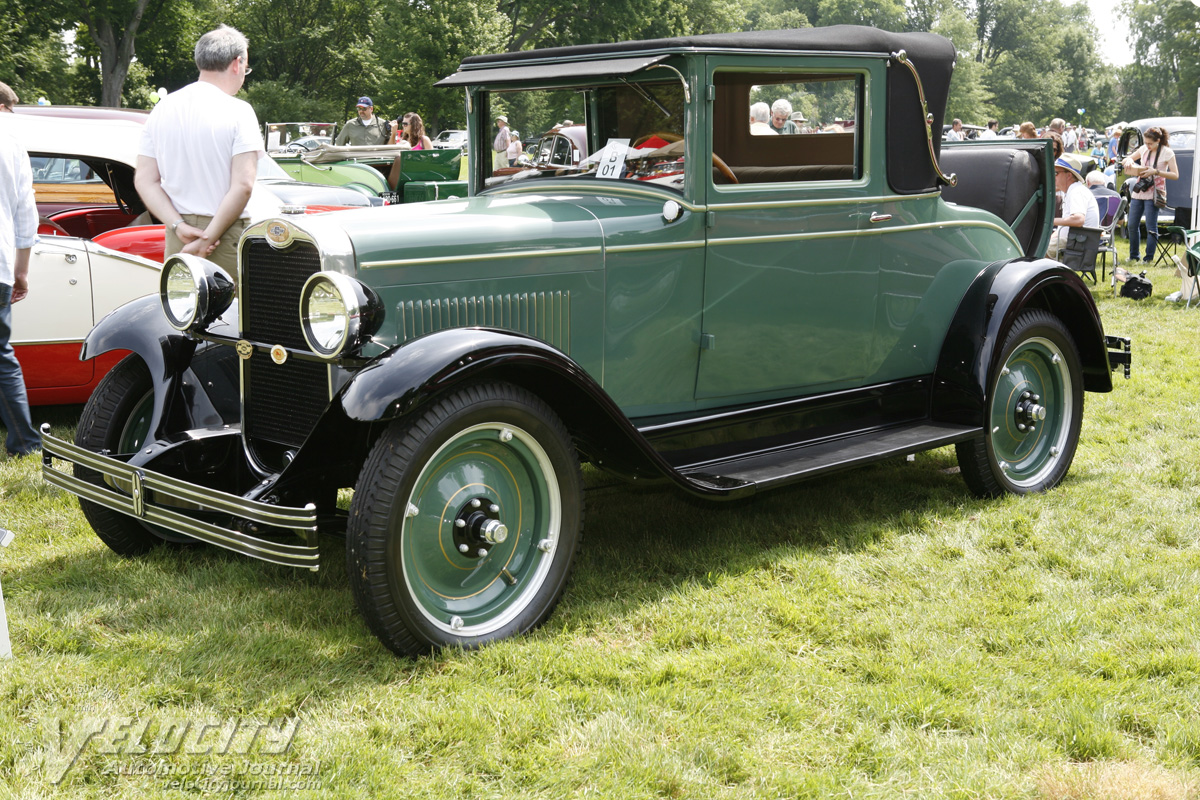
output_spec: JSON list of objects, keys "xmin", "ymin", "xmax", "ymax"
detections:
[
  {"xmin": 271, "ymin": 143, "xmax": 466, "ymax": 204},
  {"xmin": 43, "ymin": 26, "xmax": 1131, "ymax": 657}
]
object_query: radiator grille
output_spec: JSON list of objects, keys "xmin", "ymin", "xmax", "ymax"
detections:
[
  {"xmin": 243, "ymin": 353, "xmax": 329, "ymax": 448},
  {"xmin": 240, "ymin": 238, "xmax": 326, "ymax": 449},
  {"xmin": 241, "ymin": 239, "xmax": 320, "ymax": 349},
  {"xmin": 398, "ymin": 292, "xmax": 570, "ymax": 353}
]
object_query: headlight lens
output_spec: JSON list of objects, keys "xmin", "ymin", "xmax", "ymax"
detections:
[
  {"xmin": 299, "ymin": 272, "xmax": 383, "ymax": 359},
  {"xmin": 159, "ymin": 254, "xmax": 234, "ymax": 333},
  {"xmin": 162, "ymin": 260, "xmax": 199, "ymax": 329},
  {"xmin": 305, "ymin": 280, "xmax": 348, "ymax": 353}
]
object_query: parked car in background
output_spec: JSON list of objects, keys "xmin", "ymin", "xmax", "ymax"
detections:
[
  {"xmin": 271, "ymin": 143, "xmax": 466, "ymax": 202},
  {"xmin": 44, "ymin": 26, "xmax": 1130, "ymax": 658},
  {"xmin": 431, "ymin": 129, "xmax": 467, "ymax": 149},
  {"xmin": 4, "ymin": 112, "xmax": 383, "ymax": 404},
  {"xmin": 1116, "ymin": 117, "xmax": 1195, "ymax": 224},
  {"xmin": 265, "ymin": 122, "xmax": 336, "ymax": 153}
]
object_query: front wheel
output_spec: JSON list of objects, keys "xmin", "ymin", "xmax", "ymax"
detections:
[
  {"xmin": 74, "ymin": 354, "xmax": 193, "ymax": 554},
  {"xmin": 956, "ymin": 309, "xmax": 1084, "ymax": 497},
  {"xmin": 347, "ymin": 383, "xmax": 583, "ymax": 657}
]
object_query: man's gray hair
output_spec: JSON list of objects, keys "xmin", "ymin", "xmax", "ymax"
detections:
[
  {"xmin": 771, "ymin": 98, "xmax": 793, "ymax": 117},
  {"xmin": 0, "ymin": 81, "xmax": 18, "ymax": 109},
  {"xmin": 750, "ymin": 102, "xmax": 770, "ymax": 124},
  {"xmin": 194, "ymin": 25, "xmax": 249, "ymax": 72},
  {"xmin": 1049, "ymin": 118, "xmax": 1065, "ymax": 132}
]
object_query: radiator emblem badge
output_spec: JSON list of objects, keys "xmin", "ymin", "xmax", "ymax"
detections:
[
  {"xmin": 236, "ymin": 340, "xmax": 253, "ymax": 360},
  {"xmin": 266, "ymin": 221, "xmax": 294, "ymax": 248},
  {"xmin": 270, "ymin": 344, "xmax": 288, "ymax": 365}
]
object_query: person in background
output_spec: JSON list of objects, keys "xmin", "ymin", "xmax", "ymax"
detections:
[
  {"xmin": 1123, "ymin": 126, "xmax": 1178, "ymax": 264},
  {"xmin": 335, "ymin": 97, "xmax": 389, "ymax": 147},
  {"xmin": 944, "ymin": 119, "xmax": 965, "ymax": 141},
  {"xmin": 1017, "ymin": 121, "xmax": 1037, "ymax": 139},
  {"xmin": 134, "ymin": 25, "xmax": 261, "ymax": 274},
  {"xmin": 1047, "ymin": 154, "xmax": 1099, "ymax": 260},
  {"xmin": 980, "ymin": 119, "xmax": 999, "ymax": 139},
  {"xmin": 401, "ymin": 112, "xmax": 433, "ymax": 151},
  {"xmin": 769, "ymin": 99, "xmax": 799, "ymax": 134},
  {"xmin": 1086, "ymin": 167, "xmax": 1120, "ymax": 198},
  {"xmin": 506, "ymin": 127, "xmax": 523, "ymax": 164},
  {"xmin": 749, "ymin": 102, "xmax": 774, "ymax": 135},
  {"xmin": 493, "ymin": 115, "xmax": 511, "ymax": 168},
  {"xmin": 0, "ymin": 81, "xmax": 42, "ymax": 457},
  {"xmin": 1063, "ymin": 123, "xmax": 1077, "ymax": 153},
  {"xmin": 0, "ymin": 83, "xmax": 16, "ymax": 112}
]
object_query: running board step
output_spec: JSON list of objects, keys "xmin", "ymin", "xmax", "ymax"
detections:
[{"xmin": 679, "ymin": 422, "xmax": 981, "ymax": 495}]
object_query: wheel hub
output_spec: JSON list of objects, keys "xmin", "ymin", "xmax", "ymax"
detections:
[
  {"xmin": 451, "ymin": 496, "xmax": 508, "ymax": 558},
  {"xmin": 1013, "ymin": 391, "xmax": 1046, "ymax": 433}
]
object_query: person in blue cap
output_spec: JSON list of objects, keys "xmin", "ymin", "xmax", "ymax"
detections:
[{"xmin": 334, "ymin": 96, "xmax": 390, "ymax": 146}]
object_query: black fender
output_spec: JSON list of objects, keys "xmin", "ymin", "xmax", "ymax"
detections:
[
  {"xmin": 279, "ymin": 327, "xmax": 715, "ymax": 498},
  {"xmin": 81, "ymin": 295, "xmax": 240, "ymax": 441},
  {"xmin": 932, "ymin": 257, "xmax": 1112, "ymax": 426}
]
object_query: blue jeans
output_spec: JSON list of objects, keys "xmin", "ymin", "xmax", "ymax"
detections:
[
  {"xmin": 1128, "ymin": 196, "xmax": 1160, "ymax": 262},
  {"xmin": 0, "ymin": 284, "xmax": 40, "ymax": 456}
]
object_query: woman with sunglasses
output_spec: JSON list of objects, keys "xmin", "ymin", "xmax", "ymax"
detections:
[
  {"xmin": 398, "ymin": 112, "xmax": 433, "ymax": 151},
  {"xmin": 1122, "ymin": 126, "xmax": 1178, "ymax": 264}
]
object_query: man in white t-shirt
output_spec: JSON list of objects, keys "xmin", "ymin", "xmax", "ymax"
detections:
[
  {"xmin": 135, "ymin": 25, "xmax": 262, "ymax": 274},
  {"xmin": 1047, "ymin": 154, "xmax": 1099, "ymax": 260}
]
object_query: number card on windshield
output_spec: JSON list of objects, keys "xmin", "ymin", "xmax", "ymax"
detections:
[{"xmin": 595, "ymin": 139, "xmax": 631, "ymax": 179}]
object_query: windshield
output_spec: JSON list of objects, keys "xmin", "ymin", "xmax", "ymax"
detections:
[{"xmin": 482, "ymin": 78, "xmax": 687, "ymax": 192}]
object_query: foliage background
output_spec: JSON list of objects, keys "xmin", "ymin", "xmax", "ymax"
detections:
[{"xmin": 1, "ymin": 0, "xmax": 1197, "ymax": 136}]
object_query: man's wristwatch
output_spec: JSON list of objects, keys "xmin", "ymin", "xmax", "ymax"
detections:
[{"xmin": 170, "ymin": 219, "xmax": 184, "ymax": 233}]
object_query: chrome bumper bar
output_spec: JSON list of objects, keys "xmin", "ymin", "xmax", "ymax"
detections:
[{"xmin": 40, "ymin": 425, "xmax": 319, "ymax": 571}]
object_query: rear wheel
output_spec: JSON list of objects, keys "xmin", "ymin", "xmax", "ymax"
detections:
[
  {"xmin": 956, "ymin": 309, "xmax": 1084, "ymax": 497},
  {"xmin": 74, "ymin": 355, "xmax": 191, "ymax": 554},
  {"xmin": 347, "ymin": 382, "xmax": 583, "ymax": 657}
]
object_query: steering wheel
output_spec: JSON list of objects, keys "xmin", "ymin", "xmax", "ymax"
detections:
[{"xmin": 712, "ymin": 153, "xmax": 738, "ymax": 184}]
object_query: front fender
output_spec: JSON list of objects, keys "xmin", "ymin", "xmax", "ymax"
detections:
[
  {"xmin": 288, "ymin": 328, "xmax": 686, "ymax": 489},
  {"xmin": 932, "ymin": 257, "xmax": 1111, "ymax": 426},
  {"xmin": 82, "ymin": 295, "xmax": 239, "ymax": 440}
]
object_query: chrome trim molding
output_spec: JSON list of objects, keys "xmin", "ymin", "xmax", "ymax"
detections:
[
  {"xmin": 362, "ymin": 245, "xmax": 602, "ymax": 270},
  {"xmin": 41, "ymin": 427, "xmax": 320, "ymax": 571},
  {"xmin": 707, "ymin": 219, "xmax": 1021, "ymax": 250}
]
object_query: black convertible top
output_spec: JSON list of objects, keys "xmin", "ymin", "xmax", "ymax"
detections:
[
  {"xmin": 458, "ymin": 26, "xmax": 950, "ymax": 70},
  {"xmin": 442, "ymin": 26, "xmax": 957, "ymax": 194}
]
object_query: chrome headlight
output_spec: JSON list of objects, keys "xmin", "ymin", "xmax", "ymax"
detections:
[
  {"xmin": 299, "ymin": 272, "xmax": 383, "ymax": 359},
  {"xmin": 159, "ymin": 254, "xmax": 235, "ymax": 332}
]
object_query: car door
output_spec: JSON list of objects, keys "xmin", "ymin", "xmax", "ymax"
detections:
[
  {"xmin": 13, "ymin": 237, "xmax": 94, "ymax": 388},
  {"xmin": 696, "ymin": 58, "xmax": 881, "ymax": 401}
]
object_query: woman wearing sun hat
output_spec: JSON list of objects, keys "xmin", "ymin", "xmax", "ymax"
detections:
[{"xmin": 1046, "ymin": 153, "xmax": 1099, "ymax": 260}]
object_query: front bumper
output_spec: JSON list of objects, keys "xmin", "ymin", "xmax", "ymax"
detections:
[{"xmin": 40, "ymin": 425, "xmax": 320, "ymax": 571}]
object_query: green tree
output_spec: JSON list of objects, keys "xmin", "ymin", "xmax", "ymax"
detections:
[
  {"xmin": 39, "ymin": 0, "xmax": 177, "ymax": 106},
  {"xmin": 376, "ymin": 0, "xmax": 507, "ymax": 134},
  {"xmin": 1122, "ymin": 0, "xmax": 1200, "ymax": 116}
]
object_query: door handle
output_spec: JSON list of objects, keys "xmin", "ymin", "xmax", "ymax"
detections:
[
  {"xmin": 33, "ymin": 248, "xmax": 78, "ymax": 263},
  {"xmin": 869, "ymin": 212, "xmax": 892, "ymax": 223}
]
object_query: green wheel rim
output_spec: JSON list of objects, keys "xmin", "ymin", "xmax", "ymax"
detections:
[
  {"xmin": 118, "ymin": 391, "xmax": 154, "ymax": 453},
  {"xmin": 989, "ymin": 335, "xmax": 1072, "ymax": 488},
  {"xmin": 399, "ymin": 422, "xmax": 561, "ymax": 636}
]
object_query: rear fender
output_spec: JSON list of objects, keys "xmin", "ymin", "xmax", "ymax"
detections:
[
  {"xmin": 81, "ymin": 295, "xmax": 240, "ymax": 440},
  {"xmin": 932, "ymin": 258, "xmax": 1111, "ymax": 426}
]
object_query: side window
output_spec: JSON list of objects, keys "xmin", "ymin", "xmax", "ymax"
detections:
[
  {"xmin": 712, "ymin": 72, "xmax": 863, "ymax": 185},
  {"xmin": 30, "ymin": 156, "xmax": 101, "ymax": 185}
]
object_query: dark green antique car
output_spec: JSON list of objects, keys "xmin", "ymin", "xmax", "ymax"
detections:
[{"xmin": 43, "ymin": 26, "xmax": 1131, "ymax": 657}]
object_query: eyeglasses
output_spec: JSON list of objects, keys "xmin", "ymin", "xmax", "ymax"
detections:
[{"xmin": 240, "ymin": 56, "xmax": 252, "ymax": 75}]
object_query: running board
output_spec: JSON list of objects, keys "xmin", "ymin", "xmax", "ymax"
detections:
[{"xmin": 678, "ymin": 422, "xmax": 981, "ymax": 495}]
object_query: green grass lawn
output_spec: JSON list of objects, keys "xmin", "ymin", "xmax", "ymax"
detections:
[{"xmin": 1, "ymin": 241, "xmax": 1199, "ymax": 798}]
